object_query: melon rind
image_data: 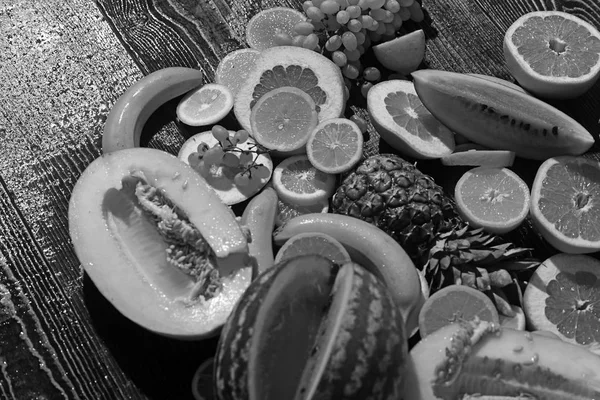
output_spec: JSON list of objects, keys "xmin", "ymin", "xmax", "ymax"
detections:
[{"xmin": 234, "ymin": 46, "xmax": 346, "ymax": 135}]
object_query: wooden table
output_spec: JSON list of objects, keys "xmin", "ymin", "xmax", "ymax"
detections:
[{"xmin": 1, "ymin": 0, "xmax": 599, "ymax": 398}]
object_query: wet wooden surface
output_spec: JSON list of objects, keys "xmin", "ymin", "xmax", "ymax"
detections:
[{"xmin": 1, "ymin": 0, "xmax": 599, "ymax": 398}]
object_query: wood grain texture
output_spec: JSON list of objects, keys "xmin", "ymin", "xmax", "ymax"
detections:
[{"xmin": 1, "ymin": 0, "xmax": 600, "ymax": 398}]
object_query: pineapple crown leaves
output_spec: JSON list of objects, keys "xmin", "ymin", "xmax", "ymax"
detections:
[{"xmin": 425, "ymin": 225, "xmax": 535, "ymax": 292}]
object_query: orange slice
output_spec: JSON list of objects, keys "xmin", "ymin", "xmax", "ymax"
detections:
[
  {"xmin": 271, "ymin": 155, "xmax": 336, "ymax": 207},
  {"xmin": 523, "ymin": 253, "xmax": 600, "ymax": 353},
  {"xmin": 306, "ymin": 118, "xmax": 363, "ymax": 174},
  {"xmin": 274, "ymin": 232, "xmax": 351, "ymax": 265},
  {"xmin": 503, "ymin": 11, "xmax": 600, "ymax": 99},
  {"xmin": 367, "ymin": 79, "xmax": 455, "ymax": 159},
  {"xmin": 245, "ymin": 7, "xmax": 306, "ymax": 51},
  {"xmin": 250, "ymin": 86, "xmax": 318, "ymax": 153},
  {"xmin": 215, "ymin": 48, "xmax": 261, "ymax": 97},
  {"xmin": 417, "ymin": 285, "xmax": 500, "ymax": 338},
  {"xmin": 530, "ymin": 155, "xmax": 600, "ymax": 254},
  {"xmin": 455, "ymin": 166, "xmax": 530, "ymax": 234},
  {"xmin": 176, "ymin": 83, "xmax": 233, "ymax": 127}
]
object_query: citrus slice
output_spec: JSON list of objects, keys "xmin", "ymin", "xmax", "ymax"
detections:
[
  {"xmin": 274, "ymin": 232, "xmax": 351, "ymax": 265},
  {"xmin": 523, "ymin": 253, "xmax": 600, "ymax": 353},
  {"xmin": 367, "ymin": 79, "xmax": 455, "ymax": 159},
  {"xmin": 498, "ymin": 304, "xmax": 526, "ymax": 330},
  {"xmin": 306, "ymin": 118, "xmax": 364, "ymax": 174},
  {"xmin": 234, "ymin": 46, "xmax": 346, "ymax": 134},
  {"xmin": 191, "ymin": 357, "xmax": 214, "ymax": 400},
  {"xmin": 275, "ymin": 197, "xmax": 329, "ymax": 227},
  {"xmin": 176, "ymin": 83, "xmax": 233, "ymax": 127},
  {"xmin": 372, "ymin": 29, "xmax": 426, "ymax": 75},
  {"xmin": 455, "ymin": 166, "xmax": 530, "ymax": 234},
  {"xmin": 215, "ymin": 48, "xmax": 261, "ymax": 97},
  {"xmin": 272, "ymin": 155, "xmax": 336, "ymax": 207},
  {"xmin": 417, "ymin": 285, "xmax": 500, "ymax": 338},
  {"xmin": 530, "ymin": 156, "xmax": 600, "ymax": 254},
  {"xmin": 250, "ymin": 86, "xmax": 318, "ymax": 153},
  {"xmin": 245, "ymin": 7, "xmax": 306, "ymax": 51},
  {"xmin": 503, "ymin": 11, "xmax": 600, "ymax": 99},
  {"xmin": 441, "ymin": 148, "xmax": 516, "ymax": 167},
  {"xmin": 178, "ymin": 131, "xmax": 273, "ymax": 205}
]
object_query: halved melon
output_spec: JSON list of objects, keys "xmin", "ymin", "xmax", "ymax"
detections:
[
  {"xmin": 68, "ymin": 148, "xmax": 251, "ymax": 339},
  {"xmin": 234, "ymin": 46, "xmax": 346, "ymax": 134}
]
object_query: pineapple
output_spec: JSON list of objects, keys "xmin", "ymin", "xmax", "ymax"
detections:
[{"xmin": 331, "ymin": 154, "xmax": 535, "ymax": 296}]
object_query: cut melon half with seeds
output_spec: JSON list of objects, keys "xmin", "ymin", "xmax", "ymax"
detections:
[{"xmin": 234, "ymin": 46, "xmax": 346, "ymax": 135}]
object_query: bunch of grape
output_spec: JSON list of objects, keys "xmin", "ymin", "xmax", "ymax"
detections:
[
  {"xmin": 273, "ymin": 0, "xmax": 425, "ymax": 96},
  {"xmin": 187, "ymin": 125, "xmax": 271, "ymax": 187}
]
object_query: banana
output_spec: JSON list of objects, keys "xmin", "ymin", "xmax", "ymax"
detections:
[
  {"xmin": 241, "ymin": 187, "xmax": 278, "ymax": 276},
  {"xmin": 102, "ymin": 67, "xmax": 203, "ymax": 154},
  {"xmin": 273, "ymin": 213, "xmax": 425, "ymax": 337}
]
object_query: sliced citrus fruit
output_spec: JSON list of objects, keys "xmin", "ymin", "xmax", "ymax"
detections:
[
  {"xmin": 245, "ymin": 7, "xmax": 306, "ymax": 51},
  {"xmin": 274, "ymin": 197, "xmax": 329, "ymax": 227},
  {"xmin": 441, "ymin": 148, "xmax": 516, "ymax": 167},
  {"xmin": 498, "ymin": 304, "xmax": 526, "ymax": 330},
  {"xmin": 367, "ymin": 79, "xmax": 455, "ymax": 159},
  {"xmin": 372, "ymin": 29, "xmax": 426, "ymax": 75},
  {"xmin": 455, "ymin": 166, "xmax": 530, "ymax": 234},
  {"xmin": 503, "ymin": 11, "xmax": 600, "ymax": 99},
  {"xmin": 274, "ymin": 232, "xmax": 351, "ymax": 265},
  {"xmin": 306, "ymin": 118, "xmax": 363, "ymax": 174},
  {"xmin": 178, "ymin": 131, "xmax": 273, "ymax": 205},
  {"xmin": 523, "ymin": 253, "xmax": 600, "ymax": 353},
  {"xmin": 191, "ymin": 357, "xmax": 214, "ymax": 400},
  {"xmin": 249, "ymin": 86, "xmax": 318, "ymax": 153},
  {"xmin": 215, "ymin": 48, "xmax": 261, "ymax": 97},
  {"xmin": 530, "ymin": 156, "xmax": 600, "ymax": 254},
  {"xmin": 272, "ymin": 155, "xmax": 336, "ymax": 207},
  {"xmin": 417, "ymin": 285, "xmax": 500, "ymax": 338},
  {"xmin": 176, "ymin": 83, "xmax": 233, "ymax": 127},
  {"xmin": 234, "ymin": 46, "xmax": 346, "ymax": 134}
]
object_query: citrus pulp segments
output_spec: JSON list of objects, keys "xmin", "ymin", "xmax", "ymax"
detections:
[
  {"xmin": 455, "ymin": 167, "xmax": 530, "ymax": 234},
  {"xmin": 177, "ymin": 131, "xmax": 273, "ymax": 206},
  {"xmin": 503, "ymin": 11, "xmax": 600, "ymax": 99},
  {"xmin": 367, "ymin": 79, "xmax": 455, "ymax": 159},
  {"xmin": 417, "ymin": 284, "xmax": 500, "ymax": 338},
  {"xmin": 271, "ymin": 155, "xmax": 336, "ymax": 207},
  {"xmin": 176, "ymin": 83, "xmax": 233, "ymax": 126},
  {"xmin": 274, "ymin": 232, "xmax": 351, "ymax": 265},
  {"xmin": 530, "ymin": 156, "xmax": 600, "ymax": 254},
  {"xmin": 234, "ymin": 46, "xmax": 346, "ymax": 134},
  {"xmin": 215, "ymin": 48, "xmax": 261, "ymax": 97},
  {"xmin": 306, "ymin": 118, "xmax": 364, "ymax": 174},
  {"xmin": 523, "ymin": 253, "xmax": 600, "ymax": 353},
  {"xmin": 250, "ymin": 86, "xmax": 318, "ymax": 152},
  {"xmin": 245, "ymin": 7, "xmax": 306, "ymax": 51}
]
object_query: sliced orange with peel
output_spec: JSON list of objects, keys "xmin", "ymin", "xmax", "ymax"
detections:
[
  {"xmin": 215, "ymin": 48, "xmax": 261, "ymax": 97},
  {"xmin": 503, "ymin": 11, "xmax": 600, "ymax": 99},
  {"xmin": 176, "ymin": 83, "xmax": 233, "ymax": 126},
  {"xmin": 306, "ymin": 118, "xmax": 363, "ymax": 174},
  {"xmin": 245, "ymin": 7, "xmax": 306, "ymax": 51},
  {"xmin": 367, "ymin": 79, "xmax": 455, "ymax": 159},
  {"xmin": 530, "ymin": 155, "xmax": 600, "ymax": 254},
  {"xmin": 417, "ymin": 285, "xmax": 500, "ymax": 338},
  {"xmin": 250, "ymin": 86, "xmax": 318, "ymax": 153},
  {"xmin": 455, "ymin": 166, "xmax": 530, "ymax": 234}
]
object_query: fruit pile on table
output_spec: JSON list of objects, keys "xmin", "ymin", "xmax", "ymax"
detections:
[{"xmin": 68, "ymin": 2, "xmax": 600, "ymax": 399}]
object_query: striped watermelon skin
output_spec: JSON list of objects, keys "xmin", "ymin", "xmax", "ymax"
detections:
[
  {"xmin": 214, "ymin": 255, "xmax": 338, "ymax": 400},
  {"xmin": 303, "ymin": 263, "xmax": 408, "ymax": 400},
  {"xmin": 214, "ymin": 263, "xmax": 278, "ymax": 400}
]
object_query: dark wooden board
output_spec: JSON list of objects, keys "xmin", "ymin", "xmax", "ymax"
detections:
[{"xmin": 1, "ymin": 0, "xmax": 600, "ymax": 398}]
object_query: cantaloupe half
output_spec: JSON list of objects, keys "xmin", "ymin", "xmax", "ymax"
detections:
[
  {"xmin": 68, "ymin": 148, "xmax": 252, "ymax": 339},
  {"xmin": 234, "ymin": 46, "xmax": 346, "ymax": 134}
]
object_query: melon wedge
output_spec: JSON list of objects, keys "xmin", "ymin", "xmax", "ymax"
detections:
[{"xmin": 234, "ymin": 46, "xmax": 346, "ymax": 134}]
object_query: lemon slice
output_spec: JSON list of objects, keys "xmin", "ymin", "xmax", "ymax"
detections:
[
  {"xmin": 176, "ymin": 83, "xmax": 233, "ymax": 126},
  {"xmin": 272, "ymin": 155, "xmax": 336, "ymax": 207},
  {"xmin": 215, "ymin": 48, "xmax": 261, "ymax": 97},
  {"xmin": 245, "ymin": 7, "xmax": 306, "ymax": 51},
  {"xmin": 306, "ymin": 118, "xmax": 364, "ymax": 174}
]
